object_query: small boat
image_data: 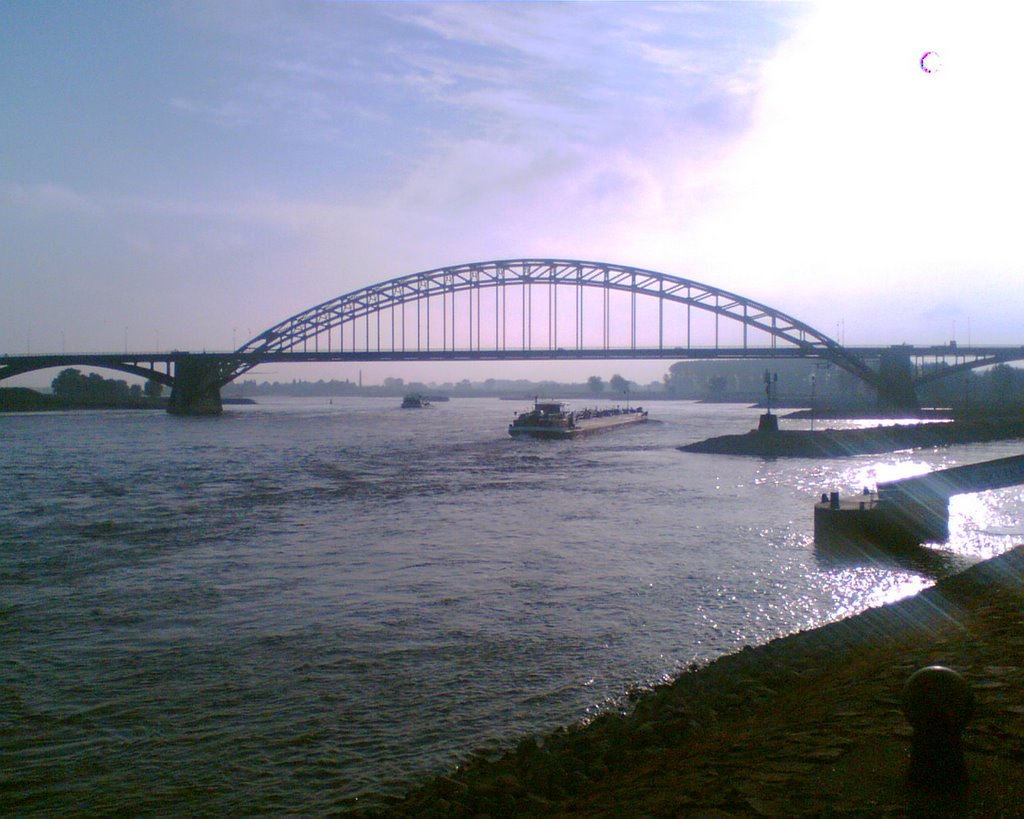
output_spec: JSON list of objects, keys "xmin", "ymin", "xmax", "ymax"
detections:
[
  {"xmin": 508, "ymin": 400, "xmax": 648, "ymax": 439},
  {"xmin": 401, "ymin": 394, "xmax": 432, "ymax": 408}
]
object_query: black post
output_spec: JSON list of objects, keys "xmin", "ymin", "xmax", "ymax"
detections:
[{"xmin": 901, "ymin": 665, "xmax": 973, "ymax": 789}]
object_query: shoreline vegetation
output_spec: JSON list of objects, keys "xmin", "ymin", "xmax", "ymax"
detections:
[
  {"xmin": 0, "ymin": 368, "xmax": 171, "ymax": 412},
  {"xmin": 6, "ymin": 362, "xmax": 1024, "ymax": 417},
  {"xmin": 0, "ymin": 386, "xmax": 169, "ymax": 412},
  {"xmin": 0, "ymin": 368, "xmax": 251, "ymax": 412},
  {"xmin": 376, "ymin": 546, "xmax": 1024, "ymax": 817},
  {"xmin": 0, "ymin": 386, "xmax": 255, "ymax": 412},
  {"xmin": 0, "ymin": 384, "xmax": 855, "ymax": 411}
]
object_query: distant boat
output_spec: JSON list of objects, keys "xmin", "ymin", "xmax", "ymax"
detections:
[
  {"xmin": 401, "ymin": 394, "xmax": 432, "ymax": 409},
  {"xmin": 508, "ymin": 400, "xmax": 647, "ymax": 439}
]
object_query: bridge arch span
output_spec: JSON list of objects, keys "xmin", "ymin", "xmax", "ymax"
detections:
[
  {"xmin": 0, "ymin": 356, "xmax": 175, "ymax": 388},
  {"xmin": 914, "ymin": 349, "xmax": 1024, "ymax": 386},
  {"xmin": 234, "ymin": 258, "xmax": 879, "ymax": 388}
]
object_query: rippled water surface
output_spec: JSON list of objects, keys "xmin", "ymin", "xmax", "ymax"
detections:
[{"xmin": 2, "ymin": 398, "xmax": 1022, "ymax": 813}]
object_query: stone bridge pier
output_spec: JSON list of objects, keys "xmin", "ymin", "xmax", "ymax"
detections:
[
  {"xmin": 167, "ymin": 355, "xmax": 226, "ymax": 415},
  {"xmin": 877, "ymin": 347, "xmax": 920, "ymax": 411}
]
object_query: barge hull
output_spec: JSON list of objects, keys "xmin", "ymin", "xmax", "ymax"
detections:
[{"xmin": 509, "ymin": 412, "xmax": 648, "ymax": 439}]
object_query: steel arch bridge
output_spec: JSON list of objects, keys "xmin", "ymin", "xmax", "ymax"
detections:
[
  {"xmin": 232, "ymin": 258, "xmax": 879, "ymax": 384},
  {"xmin": 4, "ymin": 259, "xmax": 1023, "ymax": 413}
]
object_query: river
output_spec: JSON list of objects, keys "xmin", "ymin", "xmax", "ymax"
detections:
[{"xmin": 2, "ymin": 397, "xmax": 1022, "ymax": 813}]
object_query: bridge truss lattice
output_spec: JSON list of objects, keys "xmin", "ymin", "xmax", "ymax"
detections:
[{"xmin": 233, "ymin": 259, "xmax": 879, "ymax": 386}]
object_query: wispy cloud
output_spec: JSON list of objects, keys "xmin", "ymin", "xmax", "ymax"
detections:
[
  {"xmin": 2, "ymin": 182, "xmax": 107, "ymax": 219},
  {"xmin": 22, "ymin": 1, "xmax": 1018, "ymax": 369},
  {"xmin": 167, "ymin": 2, "xmax": 795, "ymax": 153}
]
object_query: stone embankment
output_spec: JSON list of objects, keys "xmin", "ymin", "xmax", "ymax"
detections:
[
  {"xmin": 679, "ymin": 418, "xmax": 1024, "ymax": 457},
  {"xmin": 381, "ymin": 547, "xmax": 1024, "ymax": 816}
]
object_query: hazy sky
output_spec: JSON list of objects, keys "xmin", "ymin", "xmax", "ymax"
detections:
[{"xmin": 2, "ymin": 1, "xmax": 1021, "ymax": 387}]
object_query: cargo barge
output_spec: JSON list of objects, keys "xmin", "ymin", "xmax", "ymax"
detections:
[{"xmin": 508, "ymin": 401, "xmax": 648, "ymax": 439}]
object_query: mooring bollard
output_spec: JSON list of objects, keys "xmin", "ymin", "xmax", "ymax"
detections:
[{"xmin": 901, "ymin": 665, "xmax": 974, "ymax": 788}]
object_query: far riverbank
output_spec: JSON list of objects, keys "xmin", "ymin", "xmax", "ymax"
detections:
[
  {"xmin": 0, "ymin": 387, "xmax": 254, "ymax": 412},
  {"xmin": 0, "ymin": 386, "xmax": 165, "ymax": 412}
]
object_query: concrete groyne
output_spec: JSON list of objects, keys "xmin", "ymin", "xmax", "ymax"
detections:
[{"xmin": 679, "ymin": 418, "xmax": 1024, "ymax": 458}]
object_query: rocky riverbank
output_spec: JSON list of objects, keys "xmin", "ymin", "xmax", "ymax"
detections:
[
  {"xmin": 379, "ymin": 546, "xmax": 1024, "ymax": 816},
  {"xmin": 679, "ymin": 417, "xmax": 1024, "ymax": 457}
]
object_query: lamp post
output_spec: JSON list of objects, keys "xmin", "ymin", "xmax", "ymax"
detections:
[
  {"xmin": 763, "ymin": 369, "xmax": 777, "ymax": 414},
  {"xmin": 758, "ymin": 370, "xmax": 780, "ymax": 433}
]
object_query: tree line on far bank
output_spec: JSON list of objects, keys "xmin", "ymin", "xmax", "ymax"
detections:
[
  {"xmin": 222, "ymin": 360, "xmax": 1024, "ymax": 411},
  {"xmin": 223, "ymin": 372, "xmax": 649, "ymax": 399},
  {"xmin": 7, "ymin": 360, "xmax": 1024, "ymax": 412},
  {"xmin": 50, "ymin": 368, "xmax": 164, "ymax": 406}
]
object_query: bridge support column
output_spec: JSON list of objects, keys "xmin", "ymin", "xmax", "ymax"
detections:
[
  {"xmin": 168, "ymin": 355, "xmax": 224, "ymax": 416},
  {"xmin": 877, "ymin": 347, "xmax": 920, "ymax": 412}
]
